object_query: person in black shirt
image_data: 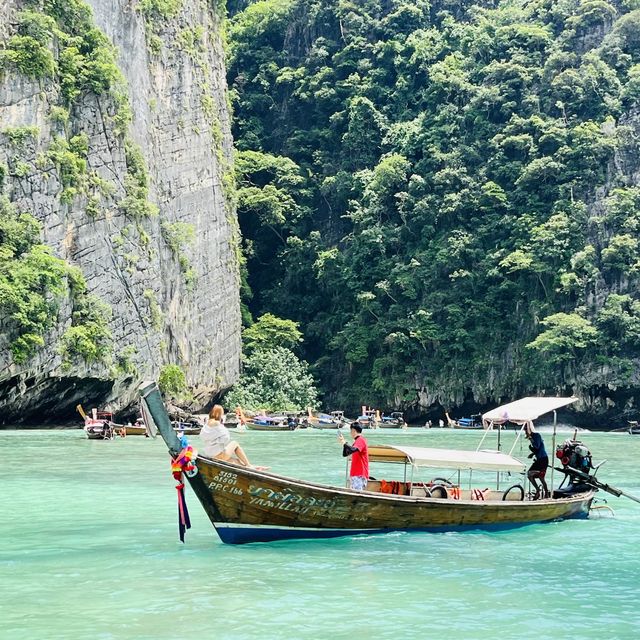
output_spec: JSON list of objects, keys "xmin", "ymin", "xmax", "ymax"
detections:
[{"xmin": 525, "ymin": 423, "xmax": 549, "ymax": 499}]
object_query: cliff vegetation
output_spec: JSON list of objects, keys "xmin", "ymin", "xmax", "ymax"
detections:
[
  {"xmin": 0, "ymin": 0, "xmax": 240, "ymax": 423},
  {"xmin": 227, "ymin": 0, "xmax": 640, "ymax": 422}
]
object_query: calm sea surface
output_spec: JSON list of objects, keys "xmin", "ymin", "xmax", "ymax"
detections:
[{"xmin": 2, "ymin": 426, "xmax": 639, "ymax": 640}]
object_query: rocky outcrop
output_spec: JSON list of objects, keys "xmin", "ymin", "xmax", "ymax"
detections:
[{"xmin": 0, "ymin": 0, "xmax": 241, "ymax": 423}]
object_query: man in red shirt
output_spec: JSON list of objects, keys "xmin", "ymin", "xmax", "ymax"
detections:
[{"xmin": 338, "ymin": 422, "xmax": 369, "ymax": 490}]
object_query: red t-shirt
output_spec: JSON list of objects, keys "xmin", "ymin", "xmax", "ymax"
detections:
[{"xmin": 349, "ymin": 435, "xmax": 369, "ymax": 478}]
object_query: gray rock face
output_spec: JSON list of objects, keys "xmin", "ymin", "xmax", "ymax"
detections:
[{"xmin": 0, "ymin": 0, "xmax": 241, "ymax": 423}]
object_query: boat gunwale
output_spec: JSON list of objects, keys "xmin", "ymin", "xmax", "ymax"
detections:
[{"xmin": 192, "ymin": 452, "xmax": 595, "ymax": 508}]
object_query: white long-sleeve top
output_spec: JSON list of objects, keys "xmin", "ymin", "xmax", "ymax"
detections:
[{"xmin": 199, "ymin": 420, "xmax": 230, "ymax": 457}]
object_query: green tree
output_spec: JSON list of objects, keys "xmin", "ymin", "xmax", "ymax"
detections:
[
  {"xmin": 527, "ymin": 313, "xmax": 599, "ymax": 365},
  {"xmin": 158, "ymin": 364, "xmax": 187, "ymax": 400},
  {"xmin": 0, "ymin": 198, "xmax": 88, "ymax": 363},
  {"xmin": 596, "ymin": 294, "xmax": 640, "ymax": 351},
  {"xmin": 226, "ymin": 0, "xmax": 640, "ymax": 410},
  {"xmin": 224, "ymin": 346, "xmax": 317, "ymax": 411},
  {"xmin": 242, "ymin": 313, "xmax": 302, "ymax": 352}
]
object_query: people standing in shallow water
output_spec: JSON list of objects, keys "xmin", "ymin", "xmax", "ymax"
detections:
[
  {"xmin": 200, "ymin": 405, "xmax": 269, "ymax": 470},
  {"xmin": 525, "ymin": 423, "xmax": 549, "ymax": 499},
  {"xmin": 338, "ymin": 422, "xmax": 369, "ymax": 490}
]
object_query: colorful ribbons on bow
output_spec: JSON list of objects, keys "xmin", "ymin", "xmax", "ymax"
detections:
[{"xmin": 170, "ymin": 441, "xmax": 196, "ymax": 542}]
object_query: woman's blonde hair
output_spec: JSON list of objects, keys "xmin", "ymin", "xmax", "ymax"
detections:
[{"xmin": 209, "ymin": 404, "xmax": 224, "ymax": 421}]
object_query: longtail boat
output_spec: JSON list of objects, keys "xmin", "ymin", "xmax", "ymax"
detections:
[
  {"xmin": 139, "ymin": 383, "xmax": 640, "ymax": 545},
  {"xmin": 306, "ymin": 409, "xmax": 350, "ymax": 429},
  {"xmin": 123, "ymin": 420, "xmax": 148, "ymax": 436},
  {"xmin": 380, "ymin": 411, "xmax": 408, "ymax": 428},
  {"xmin": 172, "ymin": 421, "xmax": 202, "ymax": 435},
  {"xmin": 356, "ymin": 407, "xmax": 379, "ymax": 429},
  {"xmin": 245, "ymin": 421, "xmax": 294, "ymax": 431},
  {"xmin": 245, "ymin": 413, "xmax": 295, "ymax": 431},
  {"xmin": 77, "ymin": 405, "xmax": 120, "ymax": 440}
]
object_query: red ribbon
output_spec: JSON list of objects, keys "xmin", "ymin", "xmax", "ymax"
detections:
[{"xmin": 170, "ymin": 450, "xmax": 193, "ymax": 542}]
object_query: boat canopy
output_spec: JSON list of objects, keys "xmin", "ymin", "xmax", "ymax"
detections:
[
  {"xmin": 368, "ymin": 445, "xmax": 525, "ymax": 472},
  {"xmin": 482, "ymin": 397, "xmax": 578, "ymax": 426}
]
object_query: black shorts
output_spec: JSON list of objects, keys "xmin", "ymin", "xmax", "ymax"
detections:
[{"xmin": 529, "ymin": 457, "xmax": 549, "ymax": 477}]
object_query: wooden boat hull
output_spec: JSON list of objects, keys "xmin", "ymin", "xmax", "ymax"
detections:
[
  {"xmin": 124, "ymin": 425, "xmax": 148, "ymax": 436},
  {"xmin": 84, "ymin": 424, "xmax": 114, "ymax": 440},
  {"xmin": 139, "ymin": 382, "xmax": 594, "ymax": 545},
  {"xmin": 186, "ymin": 455, "xmax": 593, "ymax": 544},
  {"xmin": 310, "ymin": 422, "xmax": 342, "ymax": 430},
  {"xmin": 245, "ymin": 422, "xmax": 294, "ymax": 431}
]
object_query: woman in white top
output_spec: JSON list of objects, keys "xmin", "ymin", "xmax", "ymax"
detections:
[{"xmin": 200, "ymin": 405, "xmax": 268, "ymax": 470}]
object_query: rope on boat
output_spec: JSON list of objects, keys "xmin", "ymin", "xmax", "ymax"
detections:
[{"xmin": 590, "ymin": 503, "xmax": 615, "ymax": 517}]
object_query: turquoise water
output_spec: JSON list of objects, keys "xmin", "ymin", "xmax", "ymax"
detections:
[{"xmin": 2, "ymin": 427, "xmax": 639, "ymax": 639}]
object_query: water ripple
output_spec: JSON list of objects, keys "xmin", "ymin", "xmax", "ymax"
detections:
[{"xmin": 1, "ymin": 429, "xmax": 639, "ymax": 639}]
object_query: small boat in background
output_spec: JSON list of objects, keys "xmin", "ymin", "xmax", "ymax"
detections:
[
  {"xmin": 381, "ymin": 412, "xmax": 407, "ymax": 429},
  {"xmin": 629, "ymin": 421, "xmax": 640, "ymax": 435},
  {"xmin": 245, "ymin": 423, "xmax": 293, "ymax": 431},
  {"xmin": 306, "ymin": 409, "xmax": 349, "ymax": 429},
  {"xmin": 77, "ymin": 405, "xmax": 120, "ymax": 440},
  {"xmin": 246, "ymin": 414, "xmax": 295, "ymax": 431},
  {"xmin": 454, "ymin": 416, "xmax": 484, "ymax": 429},
  {"xmin": 445, "ymin": 412, "xmax": 484, "ymax": 429},
  {"xmin": 172, "ymin": 420, "xmax": 202, "ymax": 436},
  {"xmin": 121, "ymin": 419, "xmax": 148, "ymax": 436},
  {"xmin": 356, "ymin": 407, "xmax": 379, "ymax": 429}
]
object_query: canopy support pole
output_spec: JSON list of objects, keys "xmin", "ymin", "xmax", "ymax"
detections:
[
  {"xmin": 551, "ymin": 410, "xmax": 557, "ymax": 496},
  {"xmin": 508, "ymin": 424, "xmax": 526, "ymax": 457},
  {"xmin": 476, "ymin": 422, "xmax": 493, "ymax": 451}
]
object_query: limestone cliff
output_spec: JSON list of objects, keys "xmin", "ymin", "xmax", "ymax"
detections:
[{"xmin": 0, "ymin": 0, "xmax": 241, "ymax": 423}]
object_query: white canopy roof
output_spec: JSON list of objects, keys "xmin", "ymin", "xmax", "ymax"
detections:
[
  {"xmin": 369, "ymin": 445, "xmax": 525, "ymax": 472},
  {"xmin": 482, "ymin": 397, "xmax": 578, "ymax": 425}
]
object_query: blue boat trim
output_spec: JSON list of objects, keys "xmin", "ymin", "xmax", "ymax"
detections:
[{"xmin": 214, "ymin": 512, "xmax": 590, "ymax": 544}]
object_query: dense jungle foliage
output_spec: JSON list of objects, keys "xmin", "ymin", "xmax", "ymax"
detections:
[{"xmin": 227, "ymin": 0, "xmax": 640, "ymax": 414}]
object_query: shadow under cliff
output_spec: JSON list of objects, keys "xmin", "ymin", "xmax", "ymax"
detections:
[{"xmin": 0, "ymin": 376, "xmax": 117, "ymax": 426}]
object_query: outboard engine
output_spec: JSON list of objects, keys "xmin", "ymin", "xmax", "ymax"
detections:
[
  {"xmin": 553, "ymin": 439, "xmax": 594, "ymax": 497},
  {"xmin": 552, "ymin": 438, "xmax": 640, "ymax": 504},
  {"xmin": 556, "ymin": 439, "xmax": 593, "ymax": 473}
]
